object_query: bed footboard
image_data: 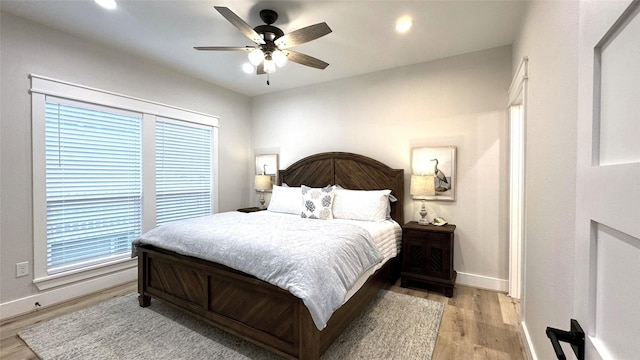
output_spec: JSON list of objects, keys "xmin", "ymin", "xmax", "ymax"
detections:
[{"xmin": 137, "ymin": 244, "xmax": 394, "ymax": 359}]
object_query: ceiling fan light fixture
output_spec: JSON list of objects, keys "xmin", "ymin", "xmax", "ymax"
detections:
[
  {"xmin": 248, "ymin": 48, "xmax": 264, "ymax": 66},
  {"xmin": 263, "ymin": 58, "xmax": 276, "ymax": 74},
  {"xmin": 272, "ymin": 50, "xmax": 288, "ymax": 68}
]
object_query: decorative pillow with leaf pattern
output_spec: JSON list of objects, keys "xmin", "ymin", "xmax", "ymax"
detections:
[{"xmin": 301, "ymin": 185, "xmax": 336, "ymax": 220}]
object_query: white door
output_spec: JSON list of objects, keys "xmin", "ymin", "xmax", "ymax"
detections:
[{"xmin": 574, "ymin": 1, "xmax": 640, "ymax": 359}]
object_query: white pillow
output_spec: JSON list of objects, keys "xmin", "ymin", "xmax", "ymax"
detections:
[
  {"xmin": 333, "ymin": 188, "xmax": 392, "ymax": 222},
  {"xmin": 267, "ymin": 185, "xmax": 301, "ymax": 214},
  {"xmin": 301, "ymin": 185, "xmax": 336, "ymax": 220}
]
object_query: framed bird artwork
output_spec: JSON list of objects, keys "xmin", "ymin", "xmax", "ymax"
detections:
[{"xmin": 411, "ymin": 146, "xmax": 457, "ymax": 201}]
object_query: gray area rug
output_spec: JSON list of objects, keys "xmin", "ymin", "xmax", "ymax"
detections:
[{"xmin": 19, "ymin": 290, "xmax": 444, "ymax": 360}]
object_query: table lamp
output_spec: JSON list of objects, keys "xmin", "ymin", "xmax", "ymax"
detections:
[
  {"xmin": 254, "ymin": 175, "xmax": 272, "ymax": 208},
  {"xmin": 410, "ymin": 175, "xmax": 435, "ymax": 225}
]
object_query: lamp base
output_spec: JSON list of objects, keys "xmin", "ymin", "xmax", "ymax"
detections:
[{"xmin": 418, "ymin": 199, "xmax": 429, "ymax": 225}]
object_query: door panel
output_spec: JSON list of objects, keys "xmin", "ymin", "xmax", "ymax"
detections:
[
  {"xmin": 575, "ymin": 1, "xmax": 640, "ymax": 359},
  {"xmin": 596, "ymin": 1, "xmax": 640, "ymax": 166},
  {"xmin": 592, "ymin": 224, "xmax": 640, "ymax": 360}
]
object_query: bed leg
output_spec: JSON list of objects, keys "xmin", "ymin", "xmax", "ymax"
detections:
[
  {"xmin": 298, "ymin": 306, "xmax": 320, "ymax": 360},
  {"xmin": 138, "ymin": 294, "xmax": 151, "ymax": 307}
]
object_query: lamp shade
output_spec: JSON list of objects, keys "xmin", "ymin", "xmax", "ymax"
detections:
[
  {"xmin": 248, "ymin": 49, "xmax": 264, "ymax": 66},
  {"xmin": 410, "ymin": 175, "xmax": 435, "ymax": 196},
  {"xmin": 272, "ymin": 50, "xmax": 288, "ymax": 67},
  {"xmin": 254, "ymin": 175, "xmax": 272, "ymax": 191},
  {"xmin": 263, "ymin": 58, "xmax": 276, "ymax": 74}
]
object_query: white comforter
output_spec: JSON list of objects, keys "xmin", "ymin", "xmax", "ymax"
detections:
[{"xmin": 134, "ymin": 211, "xmax": 384, "ymax": 330}]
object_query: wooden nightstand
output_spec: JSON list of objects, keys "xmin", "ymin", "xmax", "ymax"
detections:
[
  {"xmin": 401, "ymin": 221, "xmax": 457, "ymax": 297},
  {"xmin": 237, "ymin": 207, "xmax": 266, "ymax": 213}
]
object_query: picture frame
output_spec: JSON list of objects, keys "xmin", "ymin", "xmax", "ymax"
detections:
[
  {"xmin": 255, "ymin": 154, "xmax": 278, "ymax": 190},
  {"xmin": 411, "ymin": 146, "xmax": 456, "ymax": 201}
]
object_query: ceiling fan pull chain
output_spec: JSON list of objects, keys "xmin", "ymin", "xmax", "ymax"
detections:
[{"xmin": 267, "ymin": 73, "xmax": 270, "ymax": 86}]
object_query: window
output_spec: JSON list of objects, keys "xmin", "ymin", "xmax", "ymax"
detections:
[
  {"xmin": 31, "ymin": 75, "xmax": 218, "ymax": 289},
  {"xmin": 45, "ymin": 99, "xmax": 142, "ymax": 274},
  {"xmin": 156, "ymin": 119, "xmax": 213, "ymax": 225}
]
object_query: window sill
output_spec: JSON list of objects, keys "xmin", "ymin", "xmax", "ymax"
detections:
[{"xmin": 33, "ymin": 257, "xmax": 137, "ymax": 291}]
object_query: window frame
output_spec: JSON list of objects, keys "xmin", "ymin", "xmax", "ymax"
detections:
[{"xmin": 31, "ymin": 74, "xmax": 219, "ymax": 290}]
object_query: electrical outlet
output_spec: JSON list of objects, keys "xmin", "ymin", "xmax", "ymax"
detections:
[{"xmin": 16, "ymin": 261, "xmax": 29, "ymax": 277}]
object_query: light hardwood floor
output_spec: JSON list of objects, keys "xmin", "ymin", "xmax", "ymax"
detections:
[
  {"xmin": 387, "ymin": 282, "xmax": 526, "ymax": 360},
  {"xmin": 1, "ymin": 281, "xmax": 525, "ymax": 360}
]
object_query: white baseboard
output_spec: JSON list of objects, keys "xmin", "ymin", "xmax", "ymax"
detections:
[
  {"xmin": 456, "ymin": 271, "xmax": 509, "ymax": 292},
  {"xmin": 0, "ymin": 267, "xmax": 136, "ymax": 321},
  {"xmin": 521, "ymin": 320, "xmax": 538, "ymax": 360}
]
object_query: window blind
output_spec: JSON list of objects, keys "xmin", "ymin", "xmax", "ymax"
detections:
[
  {"xmin": 155, "ymin": 119, "xmax": 213, "ymax": 225},
  {"xmin": 45, "ymin": 100, "xmax": 142, "ymax": 274}
]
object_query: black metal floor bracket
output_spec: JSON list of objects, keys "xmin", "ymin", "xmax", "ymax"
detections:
[{"xmin": 546, "ymin": 319, "xmax": 585, "ymax": 360}]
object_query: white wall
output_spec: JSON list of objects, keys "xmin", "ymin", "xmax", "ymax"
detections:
[
  {"xmin": 512, "ymin": 2, "xmax": 579, "ymax": 359},
  {"xmin": 251, "ymin": 46, "xmax": 512, "ymax": 291},
  {"xmin": 0, "ymin": 12, "xmax": 251, "ymax": 306}
]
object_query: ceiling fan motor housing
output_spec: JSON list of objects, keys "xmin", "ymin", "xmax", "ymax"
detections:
[
  {"xmin": 255, "ymin": 10, "xmax": 284, "ymax": 44},
  {"xmin": 254, "ymin": 24, "xmax": 283, "ymax": 43}
]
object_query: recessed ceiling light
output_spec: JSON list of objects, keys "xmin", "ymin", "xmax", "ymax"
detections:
[
  {"xmin": 242, "ymin": 63, "xmax": 254, "ymax": 74},
  {"xmin": 395, "ymin": 17, "xmax": 413, "ymax": 33},
  {"xmin": 95, "ymin": 0, "xmax": 117, "ymax": 10}
]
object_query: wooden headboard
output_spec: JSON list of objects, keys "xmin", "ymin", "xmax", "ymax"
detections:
[{"xmin": 279, "ymin": 152, "xmax": 404, "ymax": 225}]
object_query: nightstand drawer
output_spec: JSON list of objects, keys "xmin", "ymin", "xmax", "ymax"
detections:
[{"xmin": 404, "ymin": 228, "xmax": 451, "ymax": 243}]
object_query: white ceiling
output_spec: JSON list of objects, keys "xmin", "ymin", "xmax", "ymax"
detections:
[{"xmin": 1, "ymin": 0, "xmax": 527, "ymax": 97}]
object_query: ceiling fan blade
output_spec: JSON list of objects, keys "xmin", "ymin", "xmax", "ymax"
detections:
[
  {"xmin": 194, "ymin": 46, "xmax": 254, "ymax": 51},
  {"xmin": 282, "ymin": 50, "xmax": 329, "ymax": 70},
  {"xmin": 275, "ymin": 23, "xmax": 332, "ymax": 49},
  {"xmin": 214, "ymin": 6, "xmax": 265, "ymax": 45}
]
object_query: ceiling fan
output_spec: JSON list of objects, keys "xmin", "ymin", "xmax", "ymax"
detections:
[{"xmin": 195, "ymin": 6, "xmax": 332, "ymax": 77}]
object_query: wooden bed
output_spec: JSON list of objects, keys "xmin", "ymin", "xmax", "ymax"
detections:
[{"xmin": 136, "ymin": 152, "xmax": 404, "ymax": 359}]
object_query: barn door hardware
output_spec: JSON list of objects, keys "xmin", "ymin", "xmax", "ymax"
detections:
[{"xmin": 546, "ymin": 319, "xmax": 585, "ymax": 360}]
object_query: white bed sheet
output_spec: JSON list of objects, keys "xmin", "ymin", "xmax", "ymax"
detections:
[{"xmin": 252, "ymin": 211, "xmax": 402, "ymax": 304}]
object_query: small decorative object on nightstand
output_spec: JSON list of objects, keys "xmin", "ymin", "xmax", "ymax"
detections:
[{"xmin": 401, "ymin": 221, "xmax": 456, "ymax": 297}]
